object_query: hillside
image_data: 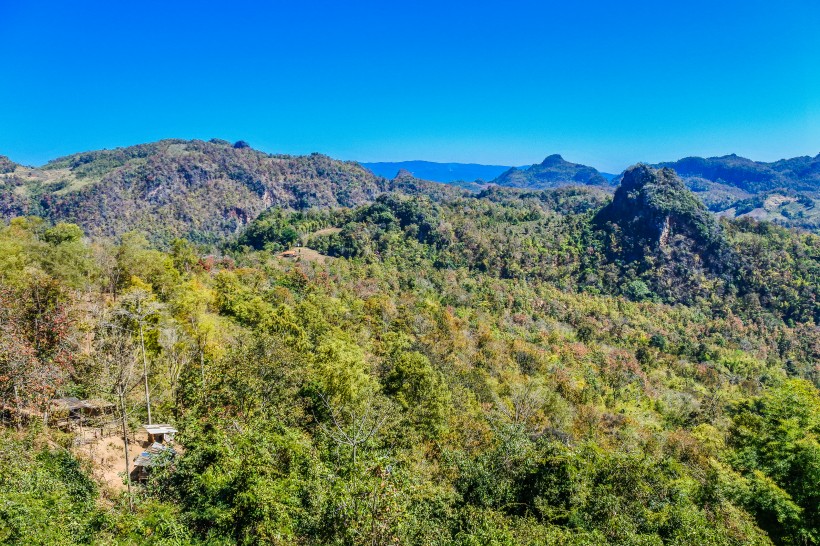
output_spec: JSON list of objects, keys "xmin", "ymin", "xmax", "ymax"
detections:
[
  {"xmin": 594, "ymin": 165, "xmax": 734, "ymax": 304},
  {"xmin": 0, "ymin": 155, "xmax": 19, "ymax": 174},
  {"xmin": 657, "ymin": 153, "xmax": 820, "ymax": 231},
  {"xmin": 493, "ymin": 154, "xmax": 610, "ymax": 189},
  {"xmin": 0, "ymin": 139, "xmax": 397, "ymax": 244},
  {"xmin": 1, "ymin": 161, "xmax": 819, "ymax": 544},
  {"xmin": 659, "ymin": 153, "xmax": 820, "ymax": 193}
]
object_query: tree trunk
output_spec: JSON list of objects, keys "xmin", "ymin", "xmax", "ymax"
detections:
[
  {"xmin": 118, "ymin": 389, "xmax": 134, "ymax": 512},
  {"xmin": 200, "ymin": 344, "xmax": 206, "ymax": 394},
  {"xmin": 139, "ymin": 322, "xmax": 152, "ymax": 425},
  {"xmin": 13, "ymin": 383, "xmax": 22, "ymax": 431}
]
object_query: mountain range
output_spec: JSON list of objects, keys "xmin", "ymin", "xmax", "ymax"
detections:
[
  {"xmin": 1, "ymin": 140, "xmax": 818, "ymax": 243},
  {"xmin": 365, "ymin": 152, "xmax": 820, "ymax": 231},
  {"xmin": 362, "ymin": 158, "xmax": 619, "ymax": 185},
  {"xmin": 655, "ymin": 154, "xmax": 820, "ymax": 231},
  {"xmin": 0, "ymin": 140, "xmax": 457, "ymax": 244}
]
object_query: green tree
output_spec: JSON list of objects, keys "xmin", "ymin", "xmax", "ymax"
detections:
[{"xmin": 384, "ymin": 351, "xmax": 450, "ymax": 437}]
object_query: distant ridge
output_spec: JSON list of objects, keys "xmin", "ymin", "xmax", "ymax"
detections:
[
  {"xmin": 653, "ymin": 153, "xmax": 820, "ymax": 231},
  {"xmin": 657, "ymin": 153, "xmax": 820, "ymax": 193},
  {"xmin": 361, "ymin": 160, "xmax": 519, "ymax": 183},
  {"xmin": 362, "ymin": 157, "xmax": 616, "ymax": 187},
  {"xmin": 492, "ymin": 154, "xmax": 610, "ymax": 189},
  {"xmin": 3, "ymin": 140, "xmax": 820, "ymax": 243}
]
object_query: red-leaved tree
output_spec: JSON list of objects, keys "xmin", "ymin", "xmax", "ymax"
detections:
[{"xmin": 0, "ymin": 277, "xmax": 74, "ymax": 426}]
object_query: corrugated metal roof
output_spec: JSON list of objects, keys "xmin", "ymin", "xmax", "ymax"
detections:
[
  {"xmin": 133, "ymin": 442, "xmax": 175, "ymax": 468},
  {"xmin": 142, "ymin": 424, "xmax": 178, "ymax": 435}
]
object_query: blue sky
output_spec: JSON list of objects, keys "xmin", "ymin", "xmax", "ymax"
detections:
[{"xmin": 1, "ymin": 0, "xmax": 818, "ymax": 172}]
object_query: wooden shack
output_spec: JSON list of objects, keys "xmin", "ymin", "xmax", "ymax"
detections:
[
  {"xmin": 132, "ymin": 442, "xmax": 176, "ymax": 482},
  {"xmin": 49, "ymin": 397, "xmax": 87, "ymax": 429},
  {"xmin": 82, "ymin": 398, "xmax": 115, "ymax": 418},
  {"xmin": 49, "ymin": 397, "xmax": 117, "ymax": 429},
  {"xmin": 141, "ymin": 423, "xmax": 178, "ymax": 445}
]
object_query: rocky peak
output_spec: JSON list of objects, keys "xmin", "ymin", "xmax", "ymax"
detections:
[
  {"xmin": 393, "ymin": 168, "xmax": 414, "ymax": 180},
  {"xmin": 492, "ymin": 154, "xmax": 607, "ymax": 189},
  {"xmin": 540, "ymin": 154, "xmax": 565, "ymax": 166},
  {"xmin": 596, "ymin": 164, "xmax": 729, "ymax": 264}
]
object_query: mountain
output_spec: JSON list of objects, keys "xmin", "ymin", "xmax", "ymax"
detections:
[
  {"xmin": 0, "ymin": 139, "xmax": 408, "ymax": 244},
  {"xmin": 493, "ymin": 154, "xmax": 609, "ymax": 189},
  {"xmin": 596, "ymin": 164, "xmax": 727, "ymax": 259},
  {"xmin": 361, "ymin": 160, "xmax": 518, "ymax": 183},
  {"xmin": 657, "ymin": 153, "xmax": 820, "ymax": 231},
  {"xmin": 594, "ymin": 164, "xmax": 732, "ymax": 303},
  {"xmin": 658, "ymin": 153, "xmax": 820, "ymax": 193}
]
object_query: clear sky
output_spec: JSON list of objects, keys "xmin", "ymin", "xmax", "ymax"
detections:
[{"xmin": 1, "ymin": 0, "xmax": 818, "ymax": 172}]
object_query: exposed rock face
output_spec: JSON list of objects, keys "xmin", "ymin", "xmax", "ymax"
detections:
[
  {"xmin": 597, "ymin": 165, "xmax": 725, "ymax": 256},
  {"xmin": 1, "ymin": 140, "xmax": 392, "ymax": 244},
  {"xmin": 594, "ymin": 164, "xmax": 733, "ymax": 302},
  {"xmin": 493, "ymin": 154, "xmax": 608, "ymax": 189},
  {"xmin": 394, "ymin": 168, "xmax": 414, "ymax": 180}
]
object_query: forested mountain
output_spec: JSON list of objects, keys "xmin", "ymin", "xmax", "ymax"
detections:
[
  {"xmin": 594, "ymin": 165, "xmax": 735, "ymax": 304},
  {"xmin": 0, "ymin": 139, "xmax": 399, "ymax": 244},
  {"xmin": 492, "ymin": 154, "xmax": 610, "ymax": 189},
  {"xmin": 659, "ymin": 154, "xmax": 820, "ymax": 193},
  {"xmin": 4, "ymin": 142, "xmax": 818, "ymax": 245},
  {"xmin": 1, "ymin": 144, "xmax": 820, "ymax": 545},
  {"xmin": 655, "ymin": 154, "xmax": 820, "ymax": 231}
]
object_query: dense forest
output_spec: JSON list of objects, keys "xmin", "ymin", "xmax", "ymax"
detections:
[{"xmin": 1, "ymin": 151, "xmax": 819, "ymax": 545}]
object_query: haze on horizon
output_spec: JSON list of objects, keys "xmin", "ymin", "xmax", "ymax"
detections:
[{"xmin": 1, "ymin": 0, "xmax": 818, "ymax": 173}]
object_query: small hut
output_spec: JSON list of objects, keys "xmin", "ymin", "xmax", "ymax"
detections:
[
  {"xmin": 82, "ymin": 398, "xmax": 115, "ymax": 419},
  {"xmin": 141, "ymin": 424, "xmax": 178, "ymax": 445},
  {"xmin": 49, "ymin": 397, "xmax": 117, "ymax": 429},
  {"xmin": 50, "ymin": 397, "xmax": 87, "ymax": 429},
  {"xmin": 51, "ymin": 397, "xmax": 86, "ymax": 416},
  {"xmin": 132, "ymin": 442, "xmax": 176, "ymax": 482}
]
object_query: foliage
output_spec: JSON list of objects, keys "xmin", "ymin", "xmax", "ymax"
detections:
[
  {"xmin": 0, "ymin": 434, "xmax": 99, "ymax": 545},
  {"xmin": 0, "ymin": 162, "xmax": 818, "ymax": 544}
]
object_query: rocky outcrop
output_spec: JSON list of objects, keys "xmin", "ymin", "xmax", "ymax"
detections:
[{"xmin": 594, "ymin": 164, "xmax": 734, "ymax": 302}]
